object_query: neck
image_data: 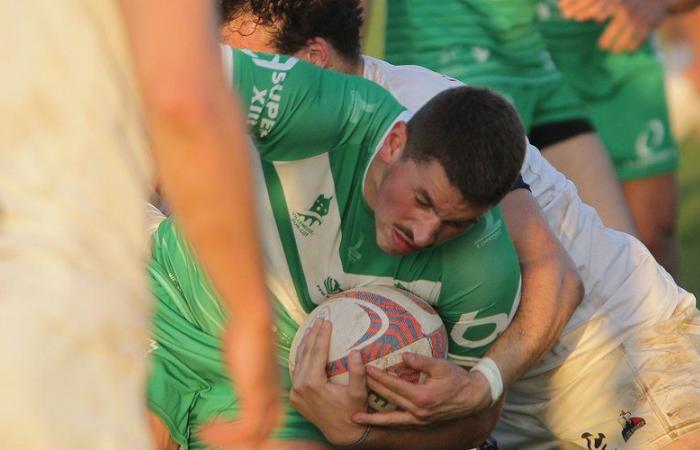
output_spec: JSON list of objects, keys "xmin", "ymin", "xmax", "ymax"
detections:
[
  {"xmin": 350, "ymin": 56, "xmax": 364, "ymax": 76},
  {"xmin": 363, "ymin": 154, "xmax": 385, "ymax": 210},
  {"xmin": 333, "ymin": 54, "xmax": 364, "ymax": 77}
]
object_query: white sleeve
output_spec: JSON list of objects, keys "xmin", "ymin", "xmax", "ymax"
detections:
[
  {"xmin": 145, "ymin": 202, "xmax": 166, "ymax": 237},
  {"xmin": 220, "ymin": 44, "xmax": 234, "ymax": 83}
]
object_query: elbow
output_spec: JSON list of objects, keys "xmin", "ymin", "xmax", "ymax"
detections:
[{"xmin": 563, "ymin": 261, "xmax": 584, "ymax": 310}]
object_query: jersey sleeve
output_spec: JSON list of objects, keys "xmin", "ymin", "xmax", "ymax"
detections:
[
  {"xmin": 436, "ymin": 206, "xmax": 522, "ymax": 367},
  {"xmin": 149, "ymin": 218, "xmax": 228, "ymax": 335},
  {"xmin": 227, "ymin": 47, "xmax": 406, "ymax": 161}
]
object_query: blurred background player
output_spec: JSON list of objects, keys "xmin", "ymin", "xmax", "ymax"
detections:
[
  {"xmin": 663, "ymin": 7, "xmax": 700, "ymax": 142},
  {"xmin": 0, "ymin": 1, "xmax": 279, "ymax": 449},
  {"xmin": 373, "ymin": 0, "xmax": 637, "ymax": 237},
  {"xmin": 535, "ymin": 0, "xmax": 700, "ymax": 276}
]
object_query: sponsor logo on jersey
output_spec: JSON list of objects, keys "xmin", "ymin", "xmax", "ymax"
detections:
[
  {"xmin": 581, "ymin": 432, "xmax": 608, "ymax": 450},
  {"xmin": 472, "ymin": 46, "xmax": 491, "ymax": 64},
  {"xmin": 635, "ymin": 119, "xmax": 665, "ymax": 160},
  {"xmin": 348, "ymin": 232, "xmax": 365, "ymax": 262},
  {"xmin": 536, "ymin": 2, "xmax": 553, "ymax": 20},
  {"xmin": 474, "ymin": 213, "xmax": 503, "ymax": 249},
  {"xmin": 292, "ymin": 194, "xmax": 333, "ymax": 236},
  {"xmin": 243, "ymin": 50, "xmax": 298, "ymax": 138},
  {"xmin": 619, "ymin": 410, "xmax": 646, "ymax": 442},
  {"xmin": 316, "ymin": 276, "xmax": 342, "ymax": 298},
  {"xmin": 348, "ymin": 90, "xmax": 379, "ymax": 125}
]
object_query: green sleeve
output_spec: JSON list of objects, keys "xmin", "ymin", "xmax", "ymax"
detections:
[
  {"xmin": 228, "ymin": 48, "xmax": 406, "ymax": 161},
  {"xmin": 148, "ymin": 219, "xmax": 229, "ymax": 449},
  {"xmin": 437, "ymin": 207, "xmax": 522, "ymax": 366},
  {"xmin": 150, "ymin": 218, "xmax": 228, "ymax": 336}
]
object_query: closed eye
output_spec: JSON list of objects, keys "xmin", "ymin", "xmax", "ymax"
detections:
[
  {"xmin": 444, "ymin": 220, "xmax": 474, "ymax": 229},
  {"xmin": 415, "ymin": 194, "xmax": 431, "ymax": 208}
]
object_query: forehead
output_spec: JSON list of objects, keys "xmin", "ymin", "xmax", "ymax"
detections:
[{"xmin": 406, "ymin": 159, "xmax": 473, "ymax": 214}]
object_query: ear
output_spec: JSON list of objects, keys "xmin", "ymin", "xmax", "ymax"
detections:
[
  {"xmin": 376, "ymin": 121, "xmax": 408, "ymax": 165},
  {"xmin": 297, "ymin": 37, "xmax": 334, "ymax": 68}
]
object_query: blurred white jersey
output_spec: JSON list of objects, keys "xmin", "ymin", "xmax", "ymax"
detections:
[
  {"xmin": 363, "ymin": 55, "xmax": 695, "ymax": 369},
  {"xmin": 0, "ymin": 2, "xmax": 152, "ymax": 449}
]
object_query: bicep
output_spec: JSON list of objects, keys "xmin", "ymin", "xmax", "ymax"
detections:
[{"xmin": 500, "ymin": 189, "xmax": 563, "ymax": 266}]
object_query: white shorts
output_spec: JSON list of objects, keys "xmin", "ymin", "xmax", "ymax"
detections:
[{"xmin": 494, "ymin": 303, "xmax": 700, "ymax": 449}]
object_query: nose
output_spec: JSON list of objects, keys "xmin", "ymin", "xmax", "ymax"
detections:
[{"xmin": 412, "ymin": 213, "xmax": 440, "ymax": 248}]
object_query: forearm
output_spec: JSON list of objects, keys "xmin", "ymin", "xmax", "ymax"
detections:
[
  {"xmin": 358, "ymin": 400, "xmax": 501, "ymax": 450},
  {"xmin": 120, "ymin": 0, "xmax": 271, "ymax": 328},
  {"xmin": 493, "ymin": 191, "xmax": 583, "ymax": 387}
]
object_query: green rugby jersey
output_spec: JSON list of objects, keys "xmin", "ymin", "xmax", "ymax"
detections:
[
  {"xmin": 149, "ymin": 49, "xmax": 522, "ymax": 446},
  {"xmin": 384, "ymin": 0, "xmax": 559, "ymax": 85}
]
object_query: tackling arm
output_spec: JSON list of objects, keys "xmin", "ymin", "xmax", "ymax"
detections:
[
  {"xmin": 486, "ymin": 189, "xmax": 583, "ymax": 389},
  {"xmin": 357, "ymin": 399, "xmax": 502, "ymax": 450},
  {"xmin": 119, "ymin": 1, "xmax": 280, "ymax": 446},
  {"xmin": 354, "ymin": 189, "xmax": 583, "ymax": 425}
]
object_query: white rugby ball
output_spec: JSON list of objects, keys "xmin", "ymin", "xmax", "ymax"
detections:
[{"xmin": 289, "ymin": 285, "xmax": 448, "ymax": 412}]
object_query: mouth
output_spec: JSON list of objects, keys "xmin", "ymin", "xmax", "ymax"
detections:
[{"xmin": 392, "ymin": 227, "xmax": 418, "ymax": 254}]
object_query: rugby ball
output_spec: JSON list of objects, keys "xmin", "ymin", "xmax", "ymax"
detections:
[{"xmin": 289, "ymin": 285, "xmax": 448, "ymax": 412}]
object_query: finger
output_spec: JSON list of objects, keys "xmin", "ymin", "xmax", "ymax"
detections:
[
  {"xmin": 366, "ymin": 373, "xmax": 422, "ymax": 414},
  {"xmin": 293, "ymin": 319, "xmax": 324, "ymax": 381},
  {"xmin": 402, "ymin": 353, "xmax": 444, "ymax": 375},
  {"xmin": 352, "ymin": 409, "xmax": 427, "ymax": 427},
  {"xmin": 308, "ymin": 319, "xmax": 332, "ymax": 380},
  {"xmin": 605, "ymin": 15, "xmax": 640, "ymax": 53},
  {"xmin": 598, "ymin": 13, "xmax": 627, "ymax": 51},
  {"xmin": 366, "ymin": 365, "xmax": 422, "ymax": 401},
  {"xmin": 347, "ymin": 350, "xmax": 368, "ymax": 401},
  {"xmin": 612, "ymin": 24, "xmax": 643, "ymax": 52},
  {"xmin": 560, "ymin": 0, "xmax": 610, "ymax": 20}
]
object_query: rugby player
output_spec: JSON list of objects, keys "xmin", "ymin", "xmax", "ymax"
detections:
[
  {"xmin": 536, "ymin": 0, "xmax": 700, "ymax": 276},
  {"xmin": 219, "ymin": 2, "xmax": 700, "ymax": 448},
  {"xmin": 376, "ymin": 0, "xmax": 638, "ymax": 237},
  {"xmin": 0, "ymin": 1, "xmax": 279, "ymax": 449},
  {"xmin": 145, "ymin": 48, "xmax": 573, "ymax": 449}
]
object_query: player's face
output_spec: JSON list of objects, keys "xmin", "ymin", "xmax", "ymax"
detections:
[{"xmin": 374, "ymin": 157, "xmax": 489, "ymax": 255}]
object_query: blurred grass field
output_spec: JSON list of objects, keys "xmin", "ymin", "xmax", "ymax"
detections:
[{"xmin": 678, "ymin": 137, "xmax": 700, "ymax": 296}]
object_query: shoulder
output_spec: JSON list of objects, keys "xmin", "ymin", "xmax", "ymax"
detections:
[
  {"xmin": 362, "ymin": 55, "xmax": 464, "ymax": 111},
  {"xmin": 438, "ymin": 207, "xmax": 521, "ymax": 313}
]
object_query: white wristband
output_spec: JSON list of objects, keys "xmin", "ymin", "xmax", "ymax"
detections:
[{"xmin": 471, "ymin": 357, "xmax": 503, "ymax": 406}]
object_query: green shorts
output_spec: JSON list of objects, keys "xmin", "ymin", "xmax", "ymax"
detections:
[
  {"xmin": 548, "ymin": 42, "xmax": 679, "ymax": 181},
  {"xmin": 147, "ymin": 258, "xmax": 326, "ymax": 449},
  {"xmin": 483, "ymin": 75, "xmax": 591, "ymax": 133}
]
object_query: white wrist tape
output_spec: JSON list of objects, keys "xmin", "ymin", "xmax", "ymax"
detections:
[{"xmin": 471, "ymin": 357, "xmax": 503, "ymax": 406}]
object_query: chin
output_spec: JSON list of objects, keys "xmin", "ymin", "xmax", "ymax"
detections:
[{"xmin": 376, "ymin": 235, "xmax": 395, "ymax": 255}]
